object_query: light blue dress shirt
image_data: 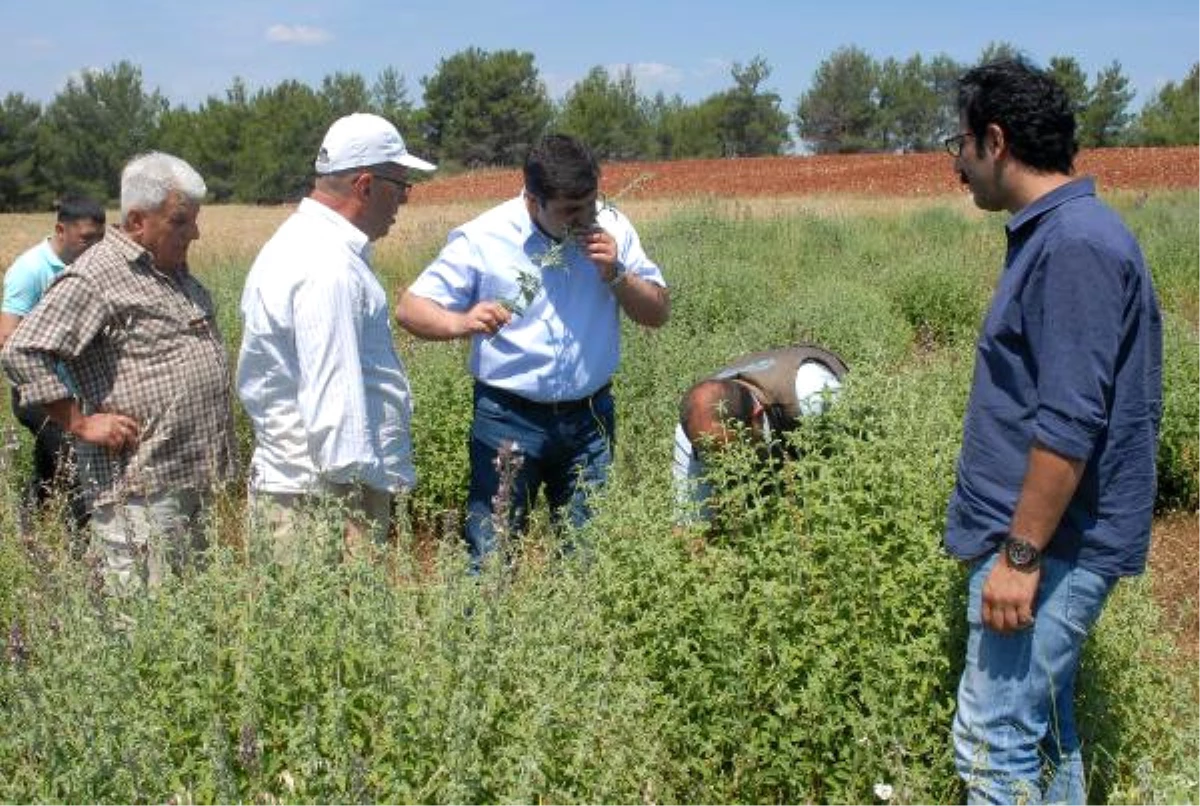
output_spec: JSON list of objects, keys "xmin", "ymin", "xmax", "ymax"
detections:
[{"xmin": 408, "ymin": 196, "xmax": 666, "ymax": 403}]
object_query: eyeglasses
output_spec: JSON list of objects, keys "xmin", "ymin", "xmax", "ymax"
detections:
[
  {"xmin": 943, "ymin": 132, "xmax": 975, "ymax": 157},
  {"xmin": 370, "ymin": 174, "xmax": 413, "ymax": 194}
]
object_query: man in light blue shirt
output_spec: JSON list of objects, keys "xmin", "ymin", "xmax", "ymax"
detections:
[
  {"xmin": 396, "ymin": 134, "xmax": 669, "ymax": 569},
  {"xmin": 0, "ymin": 194, "xmax": 105, "ymax": 533}
]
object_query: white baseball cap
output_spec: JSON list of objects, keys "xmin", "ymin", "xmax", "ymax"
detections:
[{"xmin": 314, "ymin": 112, "xmax": 436, "ymax": 174}]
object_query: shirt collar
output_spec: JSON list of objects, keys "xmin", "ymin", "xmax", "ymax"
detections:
[
  {"xmin": 298, "ymin": 197, "xmax": 373, "ymax": 261},
  {"xmin": 105, "ymin": 225, "xmax": 186, "ymax": 277},
  {"xmin": 39, "ymin": 238, "xmax": 65, "ymax": 270},
  {"xmin": 1007, "ymin": 176, "xmax": 1095, "ymax": 235}
]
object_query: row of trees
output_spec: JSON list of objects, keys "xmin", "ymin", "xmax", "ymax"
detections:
[{"xmin": 0, "ymin": 43, "xmax": 1196, "ymax": 210}]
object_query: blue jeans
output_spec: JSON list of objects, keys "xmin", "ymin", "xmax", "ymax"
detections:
[
  {"xmin": 464, "ymin": 382, "xmax": 615, "ymax": 568},
  {"xmin": 953, "ymin": 551, "xmax": 1116, "ymax": 804}
]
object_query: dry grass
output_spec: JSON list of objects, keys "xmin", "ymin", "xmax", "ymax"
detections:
[
  {"xmin": 1149, "ymin": 510, "xmax": 1200, "ymax": 663},
  {"xmin": 1, "ymin": 186, "xmax": 1196, "ymax": 671},
  {"xmin": 2, "ymin": 195, "xmax": 980, "ymax": 275}
]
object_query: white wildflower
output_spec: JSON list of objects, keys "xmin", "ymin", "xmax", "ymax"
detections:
[{"xmin": 874, "ymin": 782, "xmax": 894, "ymax": 801}]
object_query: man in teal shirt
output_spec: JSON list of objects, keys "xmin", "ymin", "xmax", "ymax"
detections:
[{"xmin": 0, "ymin": 194, "xmax": 106, "ymax": 533}]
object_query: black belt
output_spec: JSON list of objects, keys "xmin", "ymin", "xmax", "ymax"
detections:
[{"xmin": 477, "ymin": 381, "xmax": 612, "ymax": 415}]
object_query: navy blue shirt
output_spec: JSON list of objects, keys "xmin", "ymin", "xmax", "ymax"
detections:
[{"xmin": 944, "ymin": 178, "xmax": 1163, "ymax": 577}]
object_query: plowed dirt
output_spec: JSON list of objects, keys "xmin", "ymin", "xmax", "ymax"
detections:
[{"xmin": 412, "ymin": 146, "xmax": 1198, "ymax": 204}]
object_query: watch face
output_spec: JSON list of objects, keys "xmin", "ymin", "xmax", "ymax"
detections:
[{"xmin": 1006, "ymin": 539, "xmax": 1039, "ymax": 569}]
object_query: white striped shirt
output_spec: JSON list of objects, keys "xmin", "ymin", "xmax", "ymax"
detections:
[{"xmin": 236, "ymin": 198, "xmax": 415, "ymax": 494}]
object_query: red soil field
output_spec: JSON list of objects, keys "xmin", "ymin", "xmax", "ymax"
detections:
[{"xmin": 412, "ymin": 146, "xmax": 1199, "ymax": 204}]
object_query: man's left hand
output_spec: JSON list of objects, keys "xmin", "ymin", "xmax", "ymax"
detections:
[
  {"xmin": 578, "ymin": 227, "xmax": 620, "ymax": 281},
  {"xmin": 981, "ymin": 559, "xmax": 1040, "ymax": 633}
]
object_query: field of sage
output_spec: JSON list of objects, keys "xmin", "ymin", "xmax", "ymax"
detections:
[{"xmin": 0, "ymin": 190, "xmax": 1196, "ymax": 803}]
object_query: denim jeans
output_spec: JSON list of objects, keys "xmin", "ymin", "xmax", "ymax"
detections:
[
  {"xmin": 953, "ymin": 551, "xmax": 1117, "ymax": 805},
  {"xmin": 464, "ymin": 382, "xmax": 615, "ymax": 569}
]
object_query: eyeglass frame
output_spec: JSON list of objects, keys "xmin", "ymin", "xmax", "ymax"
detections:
[
  {"xmin": 943, "ymin": 131, "xmax": 976, "ymax": 157},
  {"xmin": 369, "ymin": 173, "xmax": 414, "ymax": 195}
]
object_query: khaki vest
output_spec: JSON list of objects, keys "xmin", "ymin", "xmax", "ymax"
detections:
[{"xmin": 712, "ymin": 344, "xmax": 849, "ymax": 431}]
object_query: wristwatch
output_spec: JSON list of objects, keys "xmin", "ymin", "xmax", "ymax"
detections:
[
  {"xmin": 1002, "ymin": 535, "xmax": 1042, "ymax": 573},
  {"xmin": 608, "ymin": 261, "xmax": 628, "ymax": 289}
]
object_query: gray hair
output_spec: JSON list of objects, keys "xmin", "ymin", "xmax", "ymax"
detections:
[{"xmin": 120, "ymin": 152, "xmax": 207, "ymax": 223}]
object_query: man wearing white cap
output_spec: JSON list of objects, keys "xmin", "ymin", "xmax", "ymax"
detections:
[{"xmin": 236, "ymin": 112, "xmax": 435, "ymax": 564}]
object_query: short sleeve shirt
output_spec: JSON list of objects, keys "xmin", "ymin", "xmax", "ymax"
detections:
[
  {"xmin": 0, "ymin": 228, "xmax": 237, "ymax": 507},
  {"xmin": 408, "ymin": 196, "xmax": 666, "ymax": 403},
  {"xmin": 3, "ymin": 240, "xmax": 65, "ymax": 316}
]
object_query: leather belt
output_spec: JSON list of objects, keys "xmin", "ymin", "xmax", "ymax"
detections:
[{"xmin": 477, "ymin": 381, "xmax": 612, "ymax": 415}]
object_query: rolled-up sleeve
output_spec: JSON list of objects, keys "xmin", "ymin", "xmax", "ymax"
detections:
[
  {"xmin": 602, "ymin": 207, "xmax": 665, "ymax": 289},
  {"xmin": 1031, "ymin": 239, "xmax": 1125, "ymax": 461},
  {"xmin": 1, "ymin": 274, "xmax": 106, "ymax": 406}
]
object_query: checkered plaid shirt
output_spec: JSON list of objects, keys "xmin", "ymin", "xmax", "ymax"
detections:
[{"xmin": 1, "ymin": 227, "xmax": 237, "ymax": 507}]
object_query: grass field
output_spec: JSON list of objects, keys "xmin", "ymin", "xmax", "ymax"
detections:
[{"xmin": 0, "ymin": 188, "xmax": 1196, "ymax": 803}]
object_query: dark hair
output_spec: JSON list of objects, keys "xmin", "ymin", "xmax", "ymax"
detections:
[
  {"xmin": 523, "ymin": 134, "xmax": 599, "ymax": 203},
  {"xmin": 54, "ymin": 194, "xmax": 106, "ymax": 225},
  {"xmin": 957, "ymin": 58, "xmax": 1078, "ymax": 174}
]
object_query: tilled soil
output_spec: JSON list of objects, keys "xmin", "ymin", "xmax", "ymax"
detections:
[{"xmin": 411, "ymin": 146, "xmax": 1198, "ymax": 204}]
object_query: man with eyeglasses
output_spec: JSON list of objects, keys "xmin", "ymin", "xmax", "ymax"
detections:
[
  {"xmin": 396, "ymin": 133, "xmax": 669, "ymax": 571},
  {"xmin": 942, "ymin": 59, "xmax": 1161, "ymax": 804},
  {"xmin": 3, "ymin": 153, "xmax": 237, "ymax": 596},
  {"xmin": 236, "ymin": 113, "xmax": 435, "ymax": 565}
]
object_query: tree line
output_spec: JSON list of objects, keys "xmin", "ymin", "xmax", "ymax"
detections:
[{"xmin": 0, "ymin": 42, "xmax": 1196, "ymax": 211}]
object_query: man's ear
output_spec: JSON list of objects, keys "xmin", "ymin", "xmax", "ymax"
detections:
[
  {"xmin": 985, "ymin": 122, "xmax": 1007, "ymax": 158},
  {"xmin": 523, "ymin": 191, "xmax": 541, "ymax": 218},
  {"xmin": 123, "ymin": 209, "xmax": 145, "ymax": 237},
  {"xmin": 353, "ymin": 171, "xmax": 372, "ymax": 198}
]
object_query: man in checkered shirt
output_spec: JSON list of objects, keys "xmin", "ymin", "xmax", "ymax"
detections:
[{"xmin": 1, "ymin": 152, "xmax": 236, "ymax": 595}]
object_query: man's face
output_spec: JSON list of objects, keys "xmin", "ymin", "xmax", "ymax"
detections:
[
  {"xmin": 525, "ymin": 190, "xmax": 598, "ymax": 239},
  {"xmin": 126, "ymin": 192, "xmax": 201, "ymax": 271},
  {"xmin": 360, "ymin": 168, "xmax": 410, "ymax": 241},
  {"xmin": 56, "ymin": 218, "xmax": 105, "ymax": 264},
  {"xmin": 953, "ymin": 115, "xmax": 1005, "ymax": 213}
]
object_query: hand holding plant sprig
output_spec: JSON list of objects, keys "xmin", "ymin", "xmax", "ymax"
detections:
[
  {"xmin": 498, "ymin": 173, "xmax": 652, "ymax": 319},
  {"xmin": 498, "ymin": 214, "xmax": 613, "ymax": 317}
]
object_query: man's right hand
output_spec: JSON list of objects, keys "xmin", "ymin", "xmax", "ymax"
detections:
[
  {"xmin": 396, "ymin": 291, "xmax": 511, "ymax": 341},
  {"xmin": 461, "ymin": 301, "xmax": 513, "ymax": 337},
  {"xmin": 72, "ymin": 412, "xmax": 140, "ymax": 453}
]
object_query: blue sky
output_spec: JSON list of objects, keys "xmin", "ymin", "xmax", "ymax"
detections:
[{"xmin": 3, "ymin": 0, "xmax": 1196, "ymax": 113}]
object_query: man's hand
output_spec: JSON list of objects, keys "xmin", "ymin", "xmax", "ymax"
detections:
[
  {"xmin": 981, "ymin": 558, "xmax": 1041, "ymax": 632},
  {"xmin": 72, "ymin": 412, "xmax": 140, "ymax": 454},
  {"xmin": 460, "ymin": 301, "xmax": 513, "ymax": 337},
  {"xmin": 578, "ymin": 227, "xmax": 620, "ymax": 281}
]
